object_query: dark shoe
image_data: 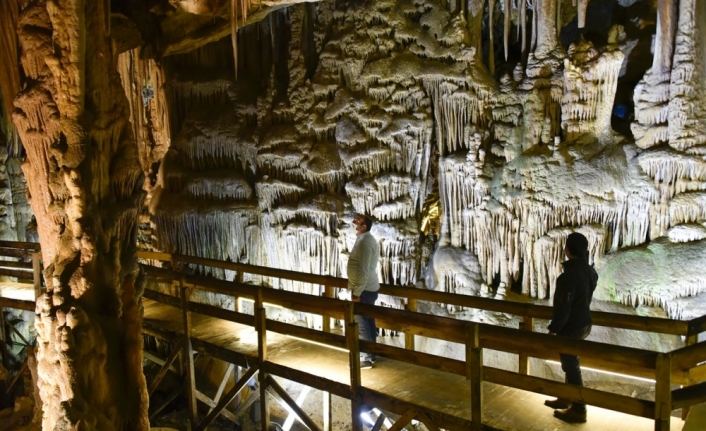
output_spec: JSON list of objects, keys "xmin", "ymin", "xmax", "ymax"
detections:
[
  {"xmin": 554, "ymin": 407, "xmax": 587, "ymax": 423},
  {"xmin": 544, "ymin": 398, "xmax": 571, "ymax": 409},
  {"xmin": 360, "ymin": 360, "xmax": 373, "ymax": 369}
]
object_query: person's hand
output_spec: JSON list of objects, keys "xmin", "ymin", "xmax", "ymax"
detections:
[
  {"xmin": 548, "ymin": 331, "xmax": 556, "ymax": 336},
  {"xmin": 351, "ymin": 295, "xmax": 361, "ymax": 302}
]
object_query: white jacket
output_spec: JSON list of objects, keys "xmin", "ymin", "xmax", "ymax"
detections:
[{"xmin": 347, "ymin": 231, "xmax": 380, "ymax": 296}]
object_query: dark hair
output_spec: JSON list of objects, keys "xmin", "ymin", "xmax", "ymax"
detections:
[
  {"xmin": 566, "ymin": 232, "xmax": 589, "ymax": 259},
  {"xmin": 360, "ymin": 214, "xmax": 374, "ymax": 232}
]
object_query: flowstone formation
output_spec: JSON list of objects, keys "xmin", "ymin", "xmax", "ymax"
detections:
[
  {"xmin": 132, "ymin": 0, "xmax": 706, "ymax": 321},
  {"xmin": 149, "ymin": 0, "xmax": 495, "ymax": 303}
]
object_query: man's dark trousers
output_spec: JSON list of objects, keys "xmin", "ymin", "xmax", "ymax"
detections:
[
  {"xmin": 355, "ymin": 290, "xmax": 378, "ymax": 362},
  {"xmin": 559, "ymin": 325, "xmax": 592, "ymax": 411}
]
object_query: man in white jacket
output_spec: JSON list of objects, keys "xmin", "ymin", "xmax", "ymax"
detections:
[{"xmin": 347, "ymin": 214, "xmax": 380, "ymax": 369}]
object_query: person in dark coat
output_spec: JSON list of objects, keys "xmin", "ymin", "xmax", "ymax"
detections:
[{"xmin": 544, "ymin": 232, "xmax": 598, "ymax": 423}]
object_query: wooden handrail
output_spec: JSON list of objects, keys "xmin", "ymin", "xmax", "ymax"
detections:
[
  {"xmin": 140, "ymin": 275, "xmax": 662, "ymax": 425},
  {"xmin": 0, "ymin": 297, "xmax": 34, "ymax": 311},
  {"xmin": 672, "ymin": 381, "xmax": 706, "ymax": 409},
  {"xmin": 138, "ymin": 251, "xmax": 692, "ymax": 337},
  {"xmin": 689, "ymin": 314, "xmax": 706, "ymax": 336},
  {"xmin": 143, "ymin": 268, "xmax": 661, "ymax": 380},
  {"xmin": 671, "ymin": 340, "xmax": 706, "ymax": 371},
  {"xmin": 0, "ymin": 241, "xmax": 40, "ymax": 251}
]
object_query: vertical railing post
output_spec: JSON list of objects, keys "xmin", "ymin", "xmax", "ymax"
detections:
[
  {"xmin": 466, "ymin": 323, "xmax": 483, "ymax": 431},
  {"xmin": 405, "ymin": 297, "xmax": 417, "ymax": 351},
  {"xmin": 345, "ymin": 302, "xmax": 363, "ymax": 431},
  {"xmin": 255, "ymin": 288, "xmax": 270, "ymax": 431},
  {"xmin": 180, "ymin": 280, "xmax": 197, "ymax": 430},
  {"xmin": 235, "ymin": 270, "xmax": 244, "ymax": 313},
  {"xmin": 322, "ymin": 284, "xmax": 334, "ymax": 333},
  {"xmin": 31, "ymin": 252, "xmax": 42, "ymax": 299},
  {"xmin": 681, "ymin": 329, "xmax": 697, "ymax": 420},
  {"xmin": 654, "ymin": 352, "xmax": 672, "ymax": 431},
  {"xmin": 518, "ymin": 316, "xmax": 534, "ymax": 375}
]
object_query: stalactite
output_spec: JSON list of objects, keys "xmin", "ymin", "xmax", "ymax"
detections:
[
  {"xmin": 577, "ymin": 0, "xmax": 588, "ymax": 28},
  {"xmin": 489, "ymin": 0, "xmax": 495, "ymax": 74},
  {"xmin": 520, "ymin": 0, "xmax": 527, "ymax": 56},
  {"xmin": 561, "ymin": 38, "xmax": 624, "ymax": 140},
  {"xmin": 504, "ymin": 0, "xmax": 510, "ymax": 61},
  {"xmin": 231, "ymin": 0, "xmax": 238, "ymax": 81},
  {"xmin": 667, "ymin": 0, "xmax": 706, "ymax": 152},
  {"xmin": 653, "ymin": 0, "xmax": 678, "ymax": 74}
]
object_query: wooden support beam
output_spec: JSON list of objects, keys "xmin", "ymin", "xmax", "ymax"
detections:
[
  {"xmin": 323, "ymin": 284, "xmax": 334, "ymax": 333},
  {"xmin": 8, "ymin": 320, "xmax": 31, "ymax": 347},
  {"xmin": 417, "ymin": 411, "xmax": 441, "ymax": 431},
  {"xmin": 0, "ymin": 306, "xmax": 6, "ymax": 369},
  {"xmin": 370, "ymin": 413, "xmax": 385, "ymax": 431},
  {"xmin": 144, "ymin": 351, "xmax": 179, "ymax": 374},
  {"xmin": 256, "ymin": 288, "xmax": 270, "ymax": 431},
  {"xmin": 681, "ymin": 333, "xmax": 697, "ymax": 420},
  {"xmin": 467, "ymin": 323, "xmax": 483, "ymax": 431},
  {"xmin": 5, "ymin": 357, "xmax": 28, "ymax": 395},
  {"xmin": 181, "ymin": 283, "xmax": 197, "ymax": 429},
  {"xmin": 210, "ymin": 363, "xmax": 235, "ymax": 415},
  {"xmin": 654, "ymin": 353, "xmax": 672, "ymax": 431},
  {"xmin": 196, "ymin": 364, "xmax": 259, "ymax": 431},
  {"xmin": 323, "ymin": 391, "xmax": 332, "ymax": 431},
  {"xmin": 405, "ymin": 298, "xmax": 416, "ymax": 351},
  {"xmin": 150, "ymin": 377, "xmax": 187, "ymax": 420},
  {"xmin": 233, "ymin": 387, "xmax": 260, "ymax": 418},
  {"xmin": 519, "ymin": 316, "xmax": 534, "ymax": 375},
  {"xmin": 346, "ymin": 301, "xmax": 362, "ymax": 431},
  {"xmin": 148, "ymin": 339, "xmax": 184, "ymax": 396},
  {"xmin": 32, "ymin": 251, "xmax": 42, "ymax": 298},
  {"xmin": 387, "ymin": 409, "xmax": 416, "ymax": 431},
  {"xmin": 195, "ymin": 390, "xmax": 238, "ymax": 423},
  {"xmin": 267, "ymin": 374, "xmax": 322, "ymax": 431}
]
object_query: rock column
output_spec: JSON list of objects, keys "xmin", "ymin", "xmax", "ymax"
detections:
[{"xmin": 12, "ymin": 0, "xmax": 149, "ymax": 429}]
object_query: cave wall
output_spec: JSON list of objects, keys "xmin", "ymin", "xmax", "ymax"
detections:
[{"xmin": 118, "ymin": 0, "xmax": 706, "ymax": 320}]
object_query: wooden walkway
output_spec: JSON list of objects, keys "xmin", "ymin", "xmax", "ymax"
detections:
[{"xmin": 143, "ymin": 299, "xmax": 684, "ymax": 431}]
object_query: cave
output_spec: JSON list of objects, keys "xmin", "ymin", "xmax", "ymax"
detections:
[{"xmin": 0, "ymin": 0, "xmax": 705, "ymax": 430}]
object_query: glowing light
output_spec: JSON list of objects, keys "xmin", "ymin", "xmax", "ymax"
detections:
[
  {"xmin": 545, "ymin": 360, "xmax": 656, "ymax": 383},
  {"xmin": 360, "ymin": 411, "xmax": 376, "ymax": 426},
  {"xmin": 285, "ymin": 335, "xmax": 349, "ymax": 353},
  {"xmin": 282, "ymin": 386, "xmax": 311, "ymax": 431}
]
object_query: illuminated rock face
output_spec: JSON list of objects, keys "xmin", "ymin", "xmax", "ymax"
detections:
[
  {"xmin": 11, "ymin": 0, "xmax": 148, "ymax": 429},
  {"xmin": 4, "ymin": 0, "xmax": 706, "ymax": 424},
  {"xmin": 140, "ymin": 0, "xmax": 706, "ymax": 318}
]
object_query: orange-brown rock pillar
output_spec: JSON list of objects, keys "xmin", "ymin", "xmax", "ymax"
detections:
[{"xmin": 12, "ymin": 0, "xmax": 149, "ymax": 429}]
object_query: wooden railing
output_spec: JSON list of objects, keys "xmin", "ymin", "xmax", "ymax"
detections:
[
  {"xmin": 0, "ymin": 243, "xmax": 703, "ymax": 430},
  {"xmin": 136, "ymin": 250, "xmax": 706, "ymax": 431}
]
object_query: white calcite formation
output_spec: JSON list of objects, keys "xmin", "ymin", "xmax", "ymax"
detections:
[{"xmin": 134, "ymin": 0, "xmax": 706, "ymax": 322}]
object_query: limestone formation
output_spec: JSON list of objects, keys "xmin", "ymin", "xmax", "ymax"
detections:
[
  {"xmin": 12, "ymin": 0, "xmax": 148, "ymax": 429},
  {"xmin": 1, "ymin": 0, "xmax": 706, "ymax": 427}
]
